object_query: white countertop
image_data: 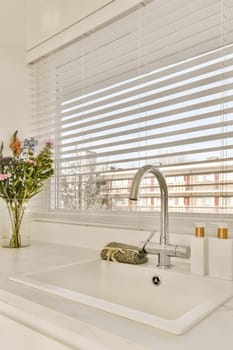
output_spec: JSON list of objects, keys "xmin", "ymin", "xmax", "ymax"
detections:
[{"xmin": 0, "ymin": 241, "xmax": 233, "ymax": 350}]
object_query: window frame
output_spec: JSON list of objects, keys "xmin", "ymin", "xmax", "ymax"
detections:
[{"xmin": 32, "ymin": 0, "xmax": 233, "ymax": 234}]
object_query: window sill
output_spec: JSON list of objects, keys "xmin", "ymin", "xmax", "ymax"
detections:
[{"xmin": 33, "ymin": 211, "xmax": 233, "ymax": 236}]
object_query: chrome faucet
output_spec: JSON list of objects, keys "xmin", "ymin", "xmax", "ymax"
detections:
[{"xmin": 129, "ymin": 165, "xmax": 190, "ymax": 269}]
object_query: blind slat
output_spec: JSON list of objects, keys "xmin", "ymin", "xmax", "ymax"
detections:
[
  {"xmin": 59, "ymin": 93, "xmax": 233, "ymax": 141},
  {"xmin": 60, "ymin": 64, "xmax": 233, "ymax": 121}
]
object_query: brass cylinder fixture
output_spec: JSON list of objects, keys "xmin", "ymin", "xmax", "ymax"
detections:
[
  {"xmin": 195, "ymin": 223, "xmax": 205, "ymax": 238},
  {"xmin": 217, "ymin": 226, "xmax": 228, "ymax": 239}
]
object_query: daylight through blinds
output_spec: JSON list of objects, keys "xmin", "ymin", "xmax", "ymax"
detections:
[{"xmin": 32, "ymin": 0, "xmax": 233, "ymax": 214}]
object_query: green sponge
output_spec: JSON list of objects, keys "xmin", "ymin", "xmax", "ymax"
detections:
[{"xmin": 100, "ymin": 241, "xmax": 148, "ymax": 264}]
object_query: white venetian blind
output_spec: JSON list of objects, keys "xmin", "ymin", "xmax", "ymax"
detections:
[{"xmin": 32, "ymin": 0, "xmax": 233, "ymax": 216}]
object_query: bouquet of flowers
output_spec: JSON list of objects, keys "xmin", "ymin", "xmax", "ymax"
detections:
[{"xmin": 0, "ymin": 131, "xmax": 54, "ymax": 247}]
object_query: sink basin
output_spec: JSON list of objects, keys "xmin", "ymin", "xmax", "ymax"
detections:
[{"xmin": 10, "ymin": 259, "xmax": 233, "ymax": 335}]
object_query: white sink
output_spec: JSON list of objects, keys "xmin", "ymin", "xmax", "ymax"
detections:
[{"xmin": 10, "ymin": 259, "xmax": 233, "ymax": 335}]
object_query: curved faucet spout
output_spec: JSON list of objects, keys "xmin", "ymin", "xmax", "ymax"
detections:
[
  {"xmin": 129, "ymin": 165, "xmax": 168, "ymax": 247},
  {"xmin": 130, "ymin": 165, "xmax": 190, "ymax": 269}
]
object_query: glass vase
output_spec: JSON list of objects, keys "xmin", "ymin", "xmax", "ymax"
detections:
[{"xmin": 1, "ymin": 202, "xmax": 31, "ymax": 248}]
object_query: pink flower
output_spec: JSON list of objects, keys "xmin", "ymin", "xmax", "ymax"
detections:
[
  {"xmin": 0, "ymin": 173, "xmax": 10, "ymax": 181},
  {"xmin": 24, "ymin": 159, "xmax": 36, "ymax": 165}
]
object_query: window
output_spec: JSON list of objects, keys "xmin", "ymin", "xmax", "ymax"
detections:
[{"xmin": 32, "ymin": 0, "xmax": 233, "ymax": 227}]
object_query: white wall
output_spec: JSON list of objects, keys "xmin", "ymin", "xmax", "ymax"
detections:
[
  {"xmin": 26, "ymin": 0, "xmax": 113, "ymax": 49},
  {"xmin": 0, "ymin": 0, "xmax": 30, "ymax": 145},
  {"xmin": 26, "ymin": 0, "xmax": 145, "ymax": 62}
]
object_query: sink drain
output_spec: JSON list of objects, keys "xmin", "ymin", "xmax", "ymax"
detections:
[{"xmin": 152, "ymin": 275, "xmax": 161, "ymax": 285}]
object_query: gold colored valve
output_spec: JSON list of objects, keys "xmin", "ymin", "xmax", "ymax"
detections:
[
  {"xmin": 195, "ymin": 226, "xmax": 205, "ymax": 237},
  {"xmin": 217, "ymin": 227, "xmax": 228, "ymax": 239}
]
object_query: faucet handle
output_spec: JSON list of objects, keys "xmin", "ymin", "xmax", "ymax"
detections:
[
  {"xmin": 139, "ymin": 230, "xmax": 157, "ymax": 252},
  {"xmin": 145, "ymin": 230, "xmax": 157, "ymax": 243}
]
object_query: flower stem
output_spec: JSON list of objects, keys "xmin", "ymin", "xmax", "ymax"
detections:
[{"xmin": 6, "ymin": 201, "xmax": 26, "ymax": 248}]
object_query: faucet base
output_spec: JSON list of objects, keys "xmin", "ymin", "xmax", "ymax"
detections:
[
  {"xmin": 157, "ymin": 264, "xmax": 173, "ymax": 269},
  {"xmin": 157, "ymin": 252, "xmax": 173, "ymax": 269}
]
